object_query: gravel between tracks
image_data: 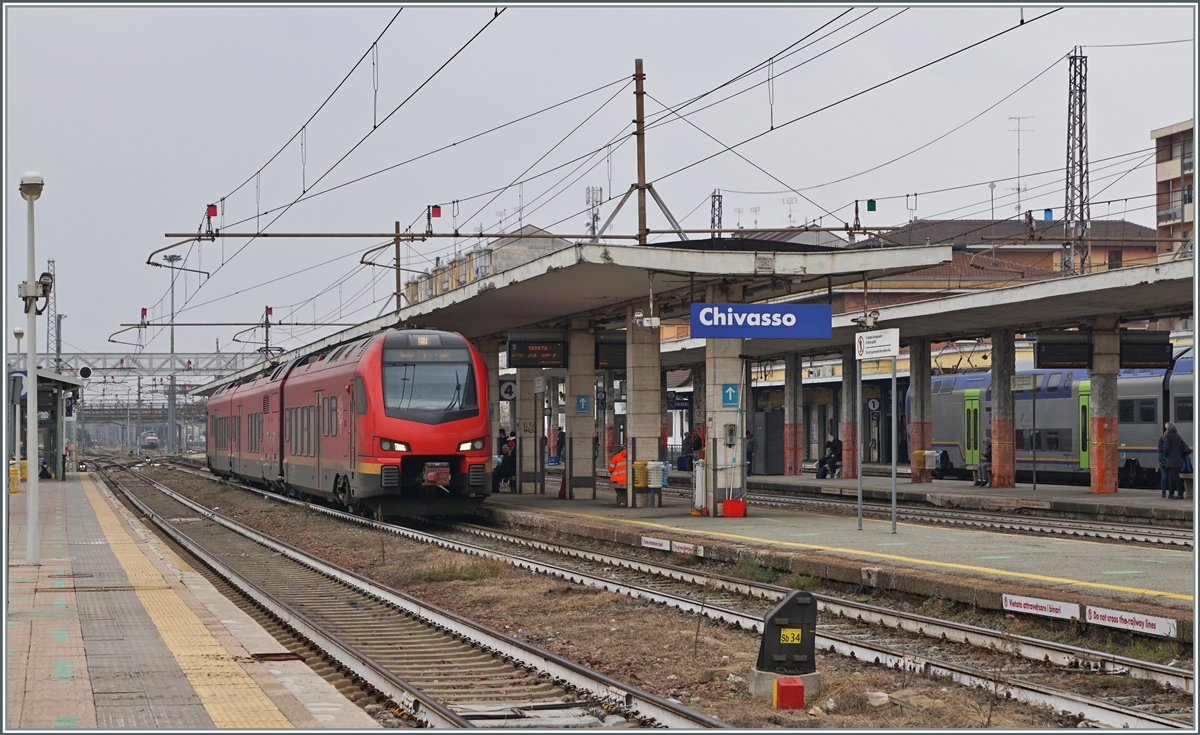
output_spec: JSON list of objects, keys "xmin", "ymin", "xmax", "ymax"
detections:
[{"xmin": 142, "ymin": 468, "xmax": 1080, "ymax": 728}]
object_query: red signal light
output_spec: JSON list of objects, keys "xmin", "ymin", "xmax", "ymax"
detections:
[
  {"xmin": 430, "ymin": 205, "xmax": 442, "ymax": 218},
  {"xmin": 206, "ymin": 204, "xmax": 218, "ymax": 217}
]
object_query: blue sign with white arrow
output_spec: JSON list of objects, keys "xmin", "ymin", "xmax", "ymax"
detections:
[
  {"xmin": 576, "ymin": 396, "xmax": 590, "ymax": 415},
  {"xmin": 690, "ymin": 303, "xmax": 832, "ymax": 339},
  {"xmin": 721, "ymin": 384, "xmax": 740, "ymax": 407}
]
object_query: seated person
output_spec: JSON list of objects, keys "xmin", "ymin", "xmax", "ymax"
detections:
[
  {"xmin": 492, "ymin": 441, "xmax": 516, "ymax": 492},
  {"xmin": 38, "ymin": 461, "xmax": 52, "ymax": 480},
  {"xmin": 974, "ymin": 441, "xmax": 992, "ymax": 487},
  {"xmin": 815, "ymin": 439, "xmax": 842, "ymax": 479}
]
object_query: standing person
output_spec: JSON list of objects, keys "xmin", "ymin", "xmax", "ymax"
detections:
[
  {"xmin": 744, "ymin": 430, "xmax": 756, "ymax": 477},
  {"xmin": 1162, "ymin": 423, "xmax": 1191, "ymax": 499},
  {"xmin": 1158, "ymin": 428, "xmax": 1170, "ymax": 499},
  {"xmin": 691, "ymin": 430, "xmax": 703, "ymax": 459},
  {"xmin": 556, "ymin": 427, "xmax": 566, "ymax": 461},
  {"xmin": 492, "ymin": 440, "xmax": 516, "ymax": 493},
  {"xmin": 975, "ymin": 439, "xmax": 992, "ymax": 487}
]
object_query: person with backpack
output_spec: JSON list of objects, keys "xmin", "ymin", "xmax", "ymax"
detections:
[{"xmin": 1161, "ymin": 422, "xmax": 1191, "ymax": 499}]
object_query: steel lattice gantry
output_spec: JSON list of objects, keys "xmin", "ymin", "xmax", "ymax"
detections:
[{"xmin": 5, "ymin": 352, "xmax": 259, "ymax": 379}]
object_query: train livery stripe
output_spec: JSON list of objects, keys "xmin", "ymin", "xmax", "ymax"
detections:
[{"xmin": 506, "ymin": 505, "xmax": 1194, "ymax": 602}]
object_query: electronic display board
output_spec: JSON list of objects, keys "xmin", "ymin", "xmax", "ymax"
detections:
[
  {"xmin": 1034, "ymin": 332, "xmax": 1091, "ymax": 369},
  {"xmin": 507, "ymin": 340, "xmax": 567, "ymax": 368},
  {"xmin": 595, "ymin": 340, "xmax": 627, "ymax": 370},
  {"xmin": 1120, "ymin": 333, "xmax": 1172, "ymax": 369}
]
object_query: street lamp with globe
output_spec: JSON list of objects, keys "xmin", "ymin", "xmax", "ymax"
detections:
[{"xmin": 20, "ymin": 171, "xmax": 44, "ymax": 566}]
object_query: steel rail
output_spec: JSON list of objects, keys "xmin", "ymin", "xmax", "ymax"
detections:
[
  {"xmin": 165, "ymin": 461, "xmax": 1194, "ymax": 696},
  {"xmin": 440, "ymin": 520, "xmax": 1195, "ymax": 694},
  {"xmin": 124, "ymin": 466, "xmax": 728, "ymax": 729},
  {"xmin": 98, "ymin": 467, "xmax": 472, "ymax": 728}
]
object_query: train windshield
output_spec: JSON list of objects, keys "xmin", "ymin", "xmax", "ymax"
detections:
[{"xmin": 381, "ymin": 348, "xmax": 478, "ymax": 423}]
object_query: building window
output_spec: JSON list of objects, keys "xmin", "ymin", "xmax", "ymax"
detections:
[{"xmin": 1107, "ymin": 250, "xmax": 1122, "ymax": 269}]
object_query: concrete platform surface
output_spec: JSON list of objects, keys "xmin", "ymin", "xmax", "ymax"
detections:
[
  {"xmin": 5, "ymin": 473, "xmax": 379, "ymax": 730},
  {"xmin": 478, "ymin": 490, "xmax": 1195, "ymax": 626}
]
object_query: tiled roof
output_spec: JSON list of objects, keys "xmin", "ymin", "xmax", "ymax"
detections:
[
  {"xmin": 854, "ymin": 218, "xmax": 1156, "ymax": 249},
  {"xmin": 883, "ymin": 250, "xmax": 1060, "ymax": 281}
]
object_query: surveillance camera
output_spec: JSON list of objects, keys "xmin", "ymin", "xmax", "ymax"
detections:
[{"xmin": 634, "ymin": 309, "xmax": 644, "ymax": 320}]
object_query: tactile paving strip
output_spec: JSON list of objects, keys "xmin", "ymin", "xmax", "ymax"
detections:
[{"xmin": 79, "ymin": 475, "xmax": 293, "ymax": 729}]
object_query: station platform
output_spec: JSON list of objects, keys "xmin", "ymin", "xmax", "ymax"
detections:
[
  {"xmin": 479, "ymin": 486, "xmax": 1195, "ymax": 635},
  {"xmin": 5, "ymin": 472, "xmax": 379, "ymax": 729}
]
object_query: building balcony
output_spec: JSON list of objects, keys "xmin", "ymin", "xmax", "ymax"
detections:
[
  {"xmin": 1157, "ymin": 201, "xmax": 1194, "ymax": 226},
  {"xmin": 1157, "ymin": 154, "xmax": 1194, "ymax": 182}
]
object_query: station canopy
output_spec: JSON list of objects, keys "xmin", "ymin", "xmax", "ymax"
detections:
[{"xmin": 196, "ymin": 238, "xmax": 952, "ymax": 395}]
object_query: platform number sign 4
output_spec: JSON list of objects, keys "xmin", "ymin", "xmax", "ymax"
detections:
[{"xmin": 498, "ymin": 379, "xmax": 517, "ymax": 401}]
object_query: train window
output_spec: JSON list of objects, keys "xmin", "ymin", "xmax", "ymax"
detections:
[
  {"xmin": 322, "ymin": 398, "xmax": 329, "ymax": 436},
  {"xmin": 330, "ymin": 397, "xmax": 338, "ymax": 437},
  {"xmin": 1080, "ymin": 405, "xmax": 1089, "ymax": 445},
  {"xmin": 940, "ymin": 381, "xmax": 955, "ymax": 394},
  {"xmin": 1046, "ymin": 373, "xmax": 1062, "ymax": 392},
  {"xmin": 1119, "ymin": 400, "xmax": 1135, "ymax": 423},
  {"xmin": 1138, "ymin": 399, "xmax": 1156, "ymax": 424},
  {"xmin": 1015, "ymin": 431, "xmax": 1025, "ymax": 450},
  {"xmin": 931, "ymin": 380, "xmax": 942, "ymax": 394},
  {"xmin": 1062, "ymin": 373, "xmax": 1073, "ymax": 393},
  {"xmin": 1176, "ymin": 396, "xmax": 1194, "ymax": 423},
  {"xmin": 1044, "ymin": 430, "xmax": 1069, "ymax": 452},
  {"xmin": 355, "ymin": 376, "xmax": 368, "ymax": 415}
]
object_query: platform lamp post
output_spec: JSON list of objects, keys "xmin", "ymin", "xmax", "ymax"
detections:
[
  {"xmin": 19, "ymin": 172, "xmax": 46, "ymax": 566},
  {"xmin": 163, "ymin": 253, "xmax": 181, "ymax": 453}
]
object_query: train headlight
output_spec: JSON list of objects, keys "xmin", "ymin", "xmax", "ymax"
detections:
[
  {"xmin": 458, "ymin": 438, "xmax": 486, "ymax": 452},
  {"xmin": 380, "ymin": 439, "xmax": 410, "ymax": 452}
]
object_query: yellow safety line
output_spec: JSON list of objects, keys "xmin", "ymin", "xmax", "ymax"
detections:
[
  {"xmin": 80, "ymin": 475, "xmax": 293, "ymax": 728},
  {"xmin": 493, "ymin": 503, "xmax": 1194, "ymax": 602}
]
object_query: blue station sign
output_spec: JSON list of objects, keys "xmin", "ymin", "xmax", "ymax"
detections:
[{"xmin": 689, "ymin": 303, "xmax": 832, "ymax": 340}]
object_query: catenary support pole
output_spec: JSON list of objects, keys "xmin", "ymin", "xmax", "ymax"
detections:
[
  {"xmin": 856, "ymin": 359, "xmax": 863, "ymax": 531},
  {"xmin": 891, "ymin": 355, "xmax": 897, "ymax": 533}
]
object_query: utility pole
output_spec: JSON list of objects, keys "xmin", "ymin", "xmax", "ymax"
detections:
[
  {"xmin": 634, "ymin": 58, "xmax": 647, "ymax": 245},
  {"xmin": 54, "ymin": 314, "xmax": 65, "ymax": 374},
  {"xmin": 46, "ymin": 259, "xmax": 56, "ymax": 360},
  {"xmin": 163, "ymin": 253, "xmax": 181, "ymax": 453},
  {"xmin": 394, "ymin": 221, "xmax": 402, "ymax": 311},
  {"xmin": 710, "ymin": 190, "xmax": 723, "ymax": 238},
  {"xmin": 1063, "ymin": 47, "xmax": 1091, "ymax": 275},
  {"xmin": 1008, "ymin": 116, "xmax": 1034, "ymax": 214}
]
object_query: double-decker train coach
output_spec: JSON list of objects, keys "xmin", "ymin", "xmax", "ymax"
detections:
[
  {"xmin": 207, "ymin": 328, "xmax": 492, "ymax": 516},
  {"xmin": 911, "ymin": 345, "xmax": 1194, "ymax": 487}
]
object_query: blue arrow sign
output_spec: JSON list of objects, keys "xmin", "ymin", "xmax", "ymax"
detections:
[
  {"xmin": 576, "ymin": 396, "xmax": 590, "ymax": 415},
  {"xmin": 722, "ymin": 384, "xmax": 740, "ymax": 407}
]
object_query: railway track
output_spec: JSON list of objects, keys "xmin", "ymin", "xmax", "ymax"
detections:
[
  {"xmin": 156, "ymin": 461, "xmax": 1193, "ymax": 729},
  {"xmin": 655, "ymin": 486, "xmax": 1195, "ymax": 548},
  {"xmin": 96, "ymin": 463, "xmax": 726, "ymax": 729}
]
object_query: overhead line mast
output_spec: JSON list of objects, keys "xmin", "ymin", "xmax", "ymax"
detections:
[{"xmin": 1062, "ymin": 46, "xmax": 1091, "ymax": 275}]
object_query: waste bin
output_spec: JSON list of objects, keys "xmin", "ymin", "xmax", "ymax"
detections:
[
  {"xmin": 925, "ymin": 450, "xmax": 939, "ymax": 471},
  {"xmin": 912, "ymin": 450, "xmax": 925, "ymax": 470},
  {"xmin": 9, "ymin": 462, "xmax": 18, "ymax": 494},
  {"xmin": 19, "ymin": 459, "xmax": 27, "ymax": 480},
  {"xmin": 632, "ymin": 460, "xmax": 649, "ymax": 488}
]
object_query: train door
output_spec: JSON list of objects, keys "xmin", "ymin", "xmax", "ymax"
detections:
[
  {"xmin": 1078, "ymin": 380, "xmax": 1091, "ymax": 470},
  {"xmin": 314, "ymin": 391, "xmax": 323, "ymax": 493},
  {"xmin": 234, "ymin": 404, "xmax": 243, "ymax": 473},
  {"xmin": 963, "ymin": 389, "xmax": 980, "ymax": 466}
]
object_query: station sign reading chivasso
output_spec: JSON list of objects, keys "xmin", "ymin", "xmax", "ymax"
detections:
[{"xmin": 690, "ymin": 303, "xmax": 833, "ymax": 339}]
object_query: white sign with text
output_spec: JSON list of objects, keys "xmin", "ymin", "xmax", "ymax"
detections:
[
  {"xmin": 640, "ymin": 536, "xmax": 670, "ymax": 551},
  {"xmin": 1086, "ymin": 606, "xmax": 1176, "ymax": 637},
  {"xmin": 855, "ymin": 328, "xmax": 900, "ymax": 360},
  {"xmin": 1001, "ymin": 593, "xmax": 1080, "ymax": 620}
]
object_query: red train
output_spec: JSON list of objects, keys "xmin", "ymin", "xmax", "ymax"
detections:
[{"xmin": 206, "ymin": 328, "xmax": 492, "ymax": 516}]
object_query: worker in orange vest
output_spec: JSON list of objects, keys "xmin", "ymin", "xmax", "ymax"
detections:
[{"xmin": 608, "ymin": 447, "xmax": 628, "ymax": 486}]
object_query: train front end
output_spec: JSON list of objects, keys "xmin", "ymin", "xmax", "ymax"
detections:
[{"xmin": 353, "ymin": 330, "xmax": 491, "ymax": 516}]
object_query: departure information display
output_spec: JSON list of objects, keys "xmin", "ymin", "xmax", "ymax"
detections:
[
  {"xmin": 595, "ymin": 341, "xmax": 626, "ymax": 370},
  {"xmin": 507, "ymin": 340, "xmax": 567, "ymax": 368}
]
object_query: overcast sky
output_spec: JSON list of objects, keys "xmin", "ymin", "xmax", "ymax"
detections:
[{"xmin": 4, "ymin": 4, "xmax": 1196, "ymax": 365}]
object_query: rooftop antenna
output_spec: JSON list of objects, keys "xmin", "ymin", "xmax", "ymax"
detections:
[
  {"xmin": 733, "ymin": 207, "xmax": 744, "ymax": 228},
  {"xmin": 585, "ymin": 186, "xmax": 603, "ymax": 236},
  {"xmin": 710, "ymin": 189, "xmax": 723, "ymax": 238},
  {"xmin": 495, "ymin": 209, "xmax": 507, "ymax": 233},
  {"xmin": 1008, "ymin": 116, "xmax": 1034, "ymax": 213},
  {"xmin": 783, "ymin": 197, "xmax": 798, "ymax": 227}
]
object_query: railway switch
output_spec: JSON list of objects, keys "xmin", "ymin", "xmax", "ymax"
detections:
[{"xmin": 756, "ymin": 590, "xmax": 817, "ymax": 675}]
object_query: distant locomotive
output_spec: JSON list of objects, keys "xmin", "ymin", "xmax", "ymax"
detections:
[
  {"xmin": 142, "ymin": 433, "xmax": 159, "ymax": 450},
  {"xmin": 206, "ymin": 329, "xmax": 492, "ymax": 516},
  {"xmin": 917, "ymin": 346, "xmax": 1194, "ymax": 487}
]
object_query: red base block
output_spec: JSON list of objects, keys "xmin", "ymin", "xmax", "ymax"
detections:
[
  {"xmin": 840, "ymin": 422, "xmax": 858, "ymax": 479},
  {"xmin": 773, "ymin": 677, "xmax": 805, "ymax": 710}
]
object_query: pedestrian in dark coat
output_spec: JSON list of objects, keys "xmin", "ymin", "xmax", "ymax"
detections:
[{"xmin": 1162, "ymin": 422, "xmax": 1191, "ymax": 499}]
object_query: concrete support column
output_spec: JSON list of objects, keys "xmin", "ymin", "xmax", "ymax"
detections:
[
  {"xmin": 626, "ymin": 302, "xmax": 662, "ymax": 507},
  {"xmin": 784, "ymin": 352, "xmax": 804, "ymax": 475},
  {"xmin": 1090, "ymin": 319, "xmax": 1121, "ymax": 494},
  {"xmin": 516, "ymin": 367, "xmax": 541, "ymax": 493},
  {"xmin": 601, "ymin": 370, "xmax": 615, "ymax": 470},
  {"xmin": 990, "ymin": 330, "xmax": 1016, "ymax": 488},
  {"xmin": 692, "ymin": 363, "xmax": 706, "ymax": 455},
  {"xmin": 840, "ymin": 349, "xmax": 859, "ymax": 480},
  {"xmin": 908, "ymin": 338, "xmax": 932, "ymax": 483},
  {"xmin": 660, "ymin": 370, "xmax": 670, "ymax": 461},
  {"xmin": 703, "ymin": 283, "xmax": 745, "ymax": 511},
  {"xmin": 565, "ymin": 318, "xmax": 595, "ymax": 499}
]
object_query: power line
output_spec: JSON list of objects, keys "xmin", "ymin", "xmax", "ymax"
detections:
[{"xmin": 648, "ymin": 8, "xmax": 1064, "ymax": 198}]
